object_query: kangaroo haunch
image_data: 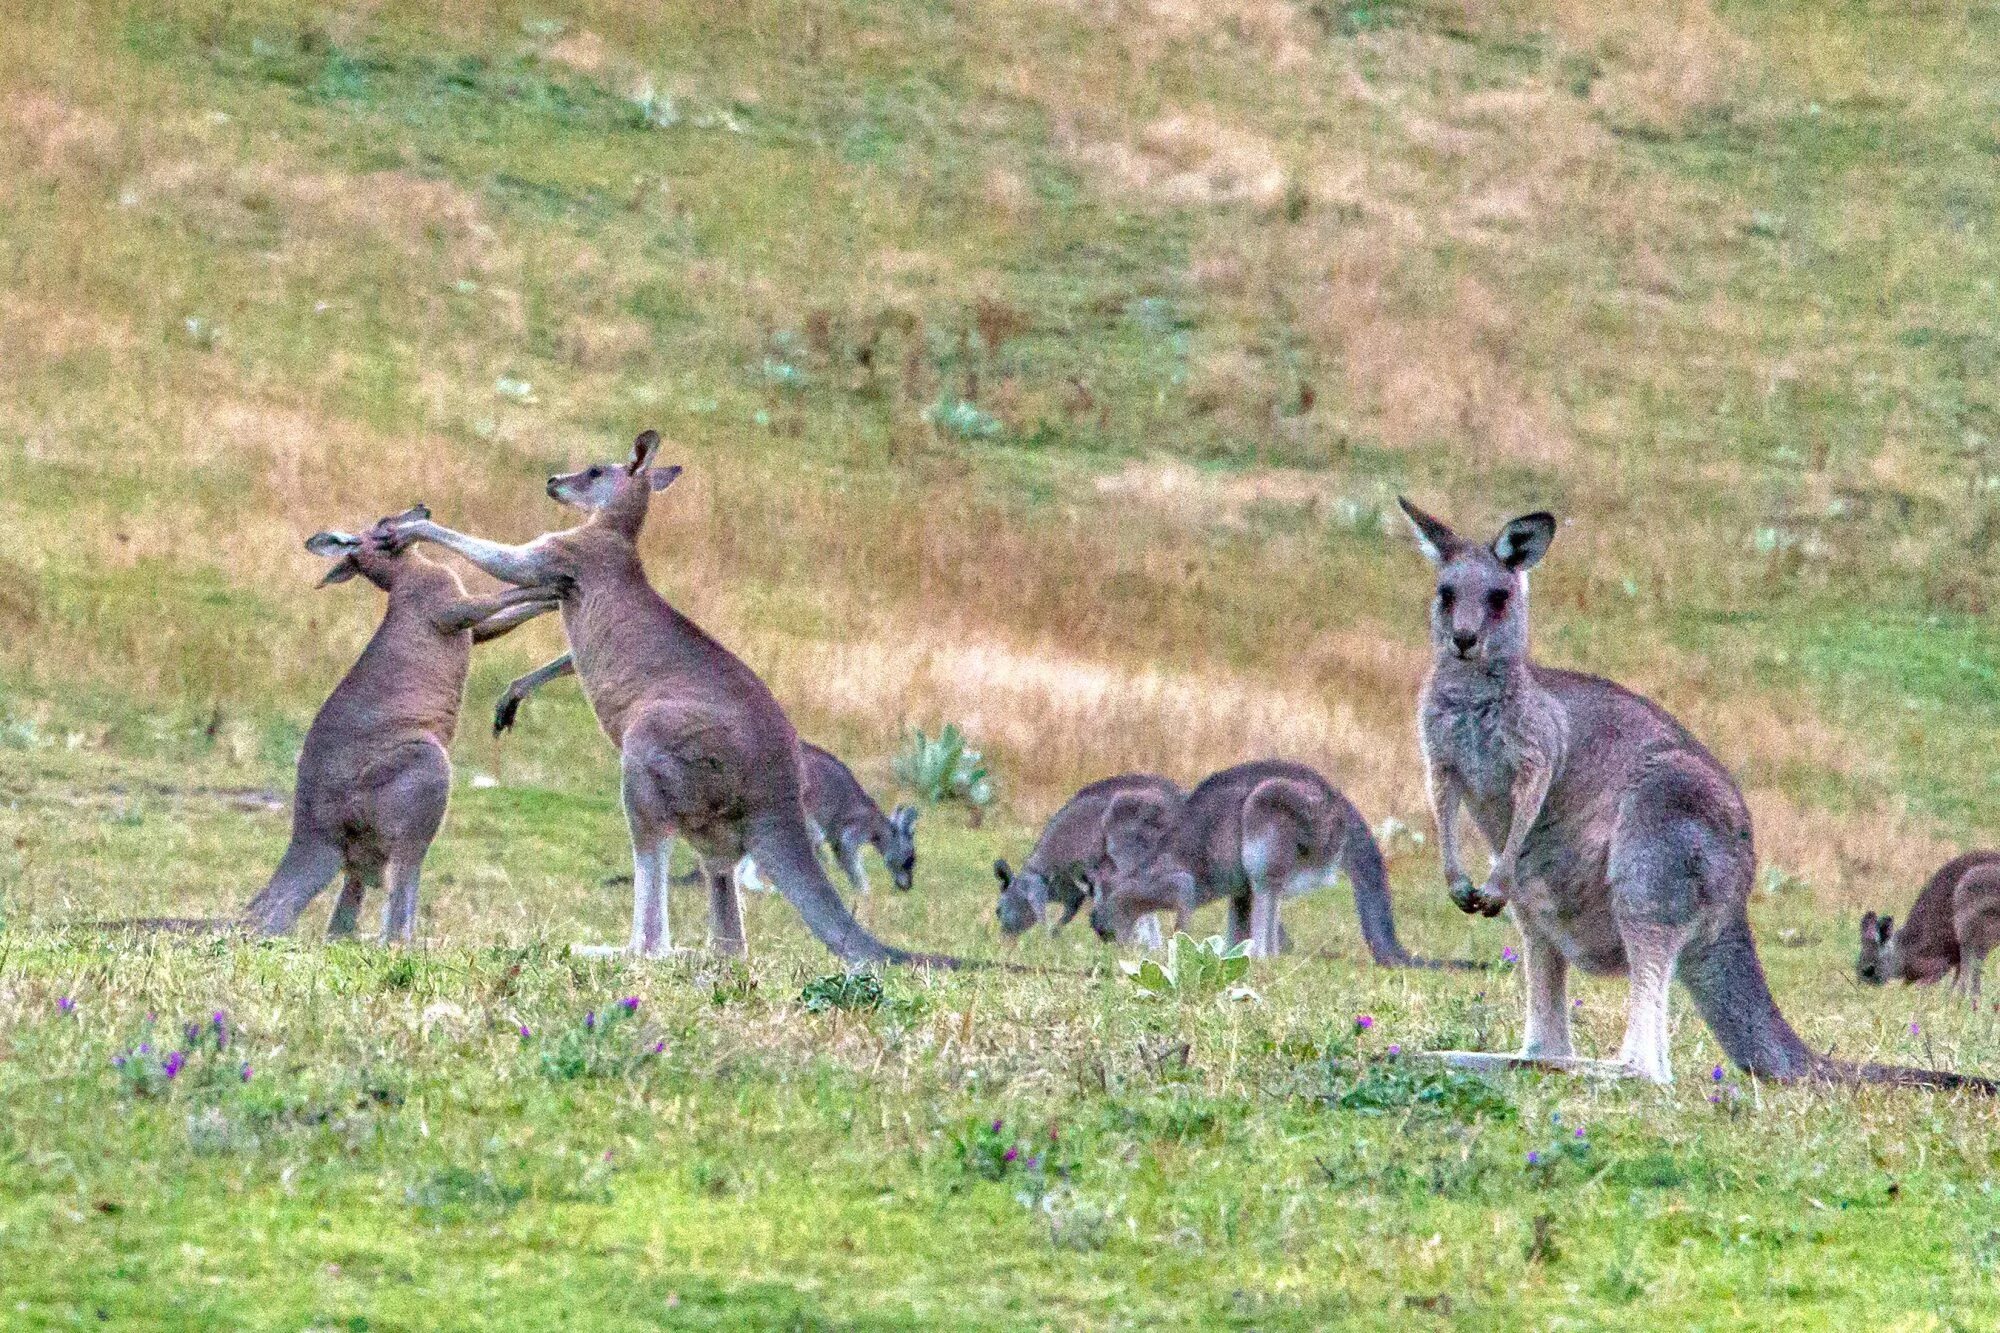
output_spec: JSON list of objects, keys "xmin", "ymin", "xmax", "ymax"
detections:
[
  {"xmin": 382, "ymin": 432, "xmax": 964, "ymax": 967},
  {"xmin": 1400, "ymin": 497, "xmax": 1994, "ymax": 1092}
]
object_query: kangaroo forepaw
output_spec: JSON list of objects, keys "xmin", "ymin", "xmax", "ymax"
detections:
[
  {"xmin": 493, "ymin": 693, "xmax": 522, "ymax": 736},
  {"xmin": 1448, "ymin": 874, "xmax": 1506, "ymax": 917}
]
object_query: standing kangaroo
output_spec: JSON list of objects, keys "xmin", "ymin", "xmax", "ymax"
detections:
[
  {"xmin": 1400, "ymin": 497, "xmax": 1993, "ymax": 1090},
  {"xmin": 381, "ymin": 431, "xmax": 960, "ymax": 966},
  {"xmin": 1085, "ymin": 760, "xmax": 1416, "ymax": 966},
  {"xmin": 1859, "ymin": 851, "xmax": 2000, "ymax": 999},
  {"xmin": 238, "ymin": 509, "xmax": 559, "ymax": 941},
  {"xmin": 498, "ymin": 666, "xmax": 920, "ymax": 899},
  {"xmin": 994, "ymin": 774, "xmax": 1184, "ymax": 938}
]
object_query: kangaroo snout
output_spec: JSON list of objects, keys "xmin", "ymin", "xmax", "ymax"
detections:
[
  {"xmin": 545, "ymin": 476, "xmax": 561, "ymax": 498},
  {"xmin": 1451, "ymin": 631, "xmax": 1478, "ymax": 657}
]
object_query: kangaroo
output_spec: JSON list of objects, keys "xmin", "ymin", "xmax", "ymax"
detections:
[
  {"xmin": 498, "ymin": 668, "xmax": 921, "ymax": 899},
  {"xmin": 380, "ymin": 431, "xmax": 963, "ymax": 967},
  {"xmin": 994, "ymin": 774, "xmax": 1183, "ymax": 939},
  {"xmin": 234, "ymin": 508, "xmax": 559, "ymax": 941},
  {"xmin": 1085, "ymin": 761, "xmax": 1417, "ymax": 966},
  {"xmin": 1860, "ymin": 851, "xmax": 2000, "ymax": 999},
  {"xmin": 1399, "ymin": 497, "xmax": 1994, "ymax": 1090}
]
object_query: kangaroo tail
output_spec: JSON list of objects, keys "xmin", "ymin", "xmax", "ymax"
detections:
[
  {"xmin": 239, "ymin": 836, "xmax": 343, "ymax": 937},
  {"xmin": 1681, "ymin": 910, "xmax": 1996, "ymax": 1092},
  {"xmin": 68, "ymin": 918, "xmax": 239, "ymax": 934},
  {"xmin": 1332, "ymin": 801, "xmax": 1488, "ymax": 969},
  {"xmin": 746, "ymin": 816, "xmax": 968, "ymax": 969}
]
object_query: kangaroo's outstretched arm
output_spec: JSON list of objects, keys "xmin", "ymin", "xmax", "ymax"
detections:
[
  {"xmin": 494, "ymin": 653, "xmax": 576, "ymax": 734},
  {"xmin": 433, "ymin": 586, "xmax": 561, "ymax": 636},
  {"xmin": 467, "ymin": 599, "xmax": 560, "ymax": 643},
  {"xmin": 394, "ymin": 519, "xmax": 565, "ymax": 588}
]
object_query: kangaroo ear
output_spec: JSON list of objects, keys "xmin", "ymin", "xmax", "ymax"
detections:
[
  {"xmin": 1879, "ymin": 915, "xmax": 1895, "ymax": 943},
  {"xmin": 1493, "ymin": 512, "xmax": 1557, "ymax": 571},
  {"xmin": 1397, "ymin": 497, "xmax": 1462, "ymax": 566},
  {"xmin": 627, "ymin": 428, "xmax": 661, "ymax": 475},
  {"xmin": 893, "ymin": 804, "xmax": 920, "ymax": 834},
  {"xmin": 1860, "ymin": 911, "xmax": 1878, "ymax": 938},
  {"xmin": 992, "ymin": 858, "xmax": 1013, "ymax": 890},
  {"xmin": 649, "ymin": 464, "xmax": 683, "ymax": 492},
  {"xmin": 304, "ymin": 530, "xmax": 362, "ymax": 559}
]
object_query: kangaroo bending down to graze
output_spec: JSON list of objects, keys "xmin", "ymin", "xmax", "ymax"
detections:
[
  {"xmin": 994, "ymin": 774, "xmax": 1184, "ymax": 939},
  {"xmin": 1084, "ymin": 761, "xmax": 1418, "ymax": 965},
  {"xmin": 1859, "ymin": 851, "xmax": 2000, "ymax": 999},
  {"xmin": 499, "ymin": 666, "xmax": 922, "ymax": 900},
  {"xmin": 381, "ymin": 431, "xmax": 964, "ymax": 967},
  {"xmin": 235, "ymin": 509, "xmax": 559, "ymax": 941},
  {"xmin": 1399, "ymin": 497, "xmax": 1994, "ymax": 1091}
]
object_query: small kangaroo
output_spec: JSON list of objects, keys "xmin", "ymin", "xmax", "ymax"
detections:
[
  {"xmin": 237, "ymin": 509, "xmax": 559, "ymax": 941},
  {"xmin": 1400, "ymin": 497, "xmax": 1993, "ymax": 1090},
  {"xmin": 1859, "ymin": 851, "xmax": 2000, "ymax": 999},
  {"xmin": 381, "ymin": 431, "xmax": 962, "ymax": 966},
  {"xmin": 1085, "ymin": 760, "xmax": 1417, "ymax": 965},
  {"xmin": 994, "ymin": 774, "xmax": 1184, "ymax": 939}
]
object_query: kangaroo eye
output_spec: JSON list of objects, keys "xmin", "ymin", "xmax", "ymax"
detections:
[
  {"xmin": 587, "ymin": 466, "xmax": 604, "ymax": 479},
  {"xmin": 1487, "ymin": 589, "xmax": 1510, "ymax": 614},
  {"xmin": 1437, "ymin": 587, "xmax": 1456, "ymax": 612}
]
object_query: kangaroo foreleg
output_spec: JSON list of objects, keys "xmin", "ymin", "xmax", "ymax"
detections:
[
  {"xmin": 433, "ymin": 586, "xmax": 561, "ymax": 635},
  {"xmin": 390, "ymin": 519, "xmax": 565, "ymax": 589},
  {"xmin": 494, "ymin": 653, "xmax": 576, "ymax": 734},
  {"xmin": 1471, "ymin": 757, "xmax": 1552, "ymax": 917},
  {"xmin": 1428, "ymin": 767, "xmax": 1486, "ymax": 915}
]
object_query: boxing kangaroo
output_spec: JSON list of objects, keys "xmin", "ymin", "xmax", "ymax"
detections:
[
  {"xmin": 1401, "ymin": 497, "xmax": 1993, "ymax": 1090},
  {"xmin": 1084, "ymin": 761, "xmax": 1420, "ymax": 966},
  {"xmin": 234, "ymin": 509, "xmax": 558, "ymax": 940},
  {"xmin": 1859, "ymin": 851, "xmax": 2000, "ymax": 999},
  {"xmin": 382, "ymin": 431, "xmax": 961, "ymax": 966}
]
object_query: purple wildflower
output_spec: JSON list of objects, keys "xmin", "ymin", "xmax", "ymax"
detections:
[
  {"xmin": 1708, "ymin": 1093, "xmax": 1720, "ymax": 1104},
  {"xmin": 212, "ymin": 1011, "xmax": 228, "ymax": 1051},
  {"xmin": 1575, "ymin": 1127, "xmax": 1585, "ymax": 1139},
  {"xmin": 162, "ymin": 1051, "xmax": 185, "ymax": 1080},
  {"xmin": 1909, "ymin": 1022, "xmax": 1921, "ymax": 1036},
  {"xmin": 56, "ymin": 996, "xmax": 75, "ymax": 1015},
  {"xmin": 1026, "ymin": 1156, "xmax": 1042, "ymax": 1171},
  {"xmin": 651, "ymin": 1040, "xmax": 666, "ymax": 1055},
  {"xmin": 519, "ymin": 1024, "xmax": 532, "ymax": 1039},
  {"xmin": 1002, "ymin": 1147, "xmax": 1019, "ymax": 1164},
  {"xmin": 1386, "ymin": 1044, "xmax": 1402, "ymax": 1056},
  {"xmin": 1526, "ymin": 1151, "xmax": 1541, "ymax": 1166},
  {"xmin": 1711, "ymin": 1065, "xmax": 1725, "ymax": 1082},
  {"xmin": 620, "ymin": 997, "xmax": 640, "ymax": 1014},
  {"xmin": 239, "ymin": 1063, "xmax": 253, "ymax": 1083},
  {"xmin": 1501, "ymin": 946, "xmax": 1519, "ymax": 964},
  {"xmin": 138, "ymin": 1042, "xmax": 151, "ymax": 1055},
  {"xmin": 604, "ymin": 1150, "xmax": 615, "ymax": 1162},
  {"xmin": 1354, "ymin": 1014, "xmax": 1374, "ymax": 1031},
  {"xmin": 991, "ymin": 1119, "xmax": 1004, "ymax": 1134},
  {"xmin": 584, "ymin": 1011, "xmax": 596, "ymax": 1031},
  {"xmin": 111, "ymin": 1055, "xmax": 126, "ymax": 1069}
]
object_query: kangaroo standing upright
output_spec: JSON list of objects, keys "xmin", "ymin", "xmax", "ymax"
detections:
[
  {"xmin": 1859, "ymin": 851, "xmax": 2000, "ymax": 999},
  {"xmin": 1085, "ymin": 761, "xmax": 1416, "ymax": 965},
  {"xmin": 994, "ymin": 773, "xmax": 1184, "ymax": 938},
  {"xmin": 383, "ymin": 432, "xmax": 960, "ymax": 966},
  {"xmin": 1399, "ymin": 498, "xmax": 1992, "ymax": 1090},
  {"xmin": 239, "ymin": 510, "xmax": 558, "ymax": 941}
]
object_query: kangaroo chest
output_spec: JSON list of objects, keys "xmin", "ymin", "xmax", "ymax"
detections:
[{"xmin": 1428, "ymin": 696, "xmax": 1525, "ymax": 830}]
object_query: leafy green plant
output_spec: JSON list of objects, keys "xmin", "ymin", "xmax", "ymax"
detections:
[
  {"xmin": 797, "ymin": 971, "xmax": 885, "ymax": 1014},
  {"xmin": 1118, "ymin": 933, "xmax": 1250, "ymax": 1000},
  {"xmin": 1329, "ymin": 1060, "xmax": 1516, "ymax": 1123},
  {"xmin": 893, "ymin": 724, "xmax": 995, "ymax": 820}
]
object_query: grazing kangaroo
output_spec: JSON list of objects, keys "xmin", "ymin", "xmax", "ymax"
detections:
[
  {"xmin": 499, "ymin": 667, "xmax": 921, "ymax": 899},
  {"xmin": 237, "ymin": 509, "xmax": 559, "ymax": 941},
  {"xmin": 1085, "ymin": 761, "xmax": 1417, "ymax": 966},
  {"xmin": 1860, "ymin": 851, "xmax": 2000, "ymax": 999},
  {"xmin": 994, "ymin": 774, "xmax": 1183, "ymax": 938},
  {"xmin": 381, "ymin": 431, "xmax": 962, "ymax": 966},
  {"xmin": 1400, "ymin": 497, "xmax": 1994, "ymax": 1090}
]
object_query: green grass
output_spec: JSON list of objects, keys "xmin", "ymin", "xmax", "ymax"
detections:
[{"xmin": 10, "ymin": 0, "xmax": 2000, "ymax": 1324}]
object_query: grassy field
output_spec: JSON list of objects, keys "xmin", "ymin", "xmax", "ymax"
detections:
[{"xmin": 6, "ymin": 0, "xmax": 2000, "ymax": 1325}]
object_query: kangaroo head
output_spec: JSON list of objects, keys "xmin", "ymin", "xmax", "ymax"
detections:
[
  {"xmin": 304, "ymin": 505, "xmax": 433, "ymax": 592},
  {"xmin": 546, "ymin": 429, "xmax": 683, "ymax": 537},
  {"xmin": 877, "ymin": 804, "xmax": 920, "ymax": 892},
  {"xmin": 1856, "ymin": 912, "xmax": 1897, "ymax": 985},
  {"xmin": 993, "ymin": 858, "xmax": 1047, "ymax": 936},
  {"xmin": 1397, "ymin": 498, "xmax": 1555, "ymax": 669},
  {"xmin": 1088, "ymin": 791, "xmax": 1190, "ymax": 942}
]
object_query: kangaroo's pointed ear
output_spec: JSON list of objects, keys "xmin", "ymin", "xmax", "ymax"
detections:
[
  {"xmin": 992, "ymin": 858, "xmax": 1013, "ymax": 890},
  {"xmin": 627, "ymin": 428, "xmax": 661, "ymax": 475},
  {"xmin": 304, "ymin": 531, "xmax": 362, "ymax": 559},
  {"xmin": 1493, "ymin": 512, "xmax": 1557, "ymax": 571},
  {"xmin": 649, "ymin": 463, "xmax": 683, "ymax": 492},
  {"xmin": 893, "ymin": 804, "xmax": 920, "ymax": 834},
  {"xmin": 1860, "ymin": 911, "xmax": 1878, "ymax": 938},
  {"xmin": 1879, "ymin": 915, "xmax": 1895, "ymax": 944},
  {"xmin": 1397, "ymin": 497, "xmax": 1461, "ymax": 566}
]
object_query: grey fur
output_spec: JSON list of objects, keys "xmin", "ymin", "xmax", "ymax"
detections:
[
  {"xmin": 383, "ymin": 431, "xmax": 963, "ymax": 967},
  {"xmin": 1087, "ymin": 760, "xmax": 1416, "ymax": 966},
  {"xmin": 994, "ymin": 774, "xmax": 1183, "ymax": 937},
  {"xmin": 238, "ymin": 509, "xmax": 558, "ymax": 943},
  {"xmin": 1400, "ymin": 497, "xmax": 1994, "ymax": 1091},
  {"xmin": 1860, "ymin": 851, "xmax": 2000, "ymax": 1000}
]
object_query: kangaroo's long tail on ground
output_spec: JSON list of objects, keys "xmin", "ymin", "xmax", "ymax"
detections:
[
  {"xmin": 1334, "ymin": 802, "xmax": 1487, "ymax": 970},
  {"xmin": 68, "ymin": 918, "xmax": 239, "ymax": 934},
  {"xmin": 747, "ymin": 815, "xmax": 979, "ymax": 970},
  {"xmin": 1680, "ymin": 910, "xmax": 1997, "ymax": 1094}
]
